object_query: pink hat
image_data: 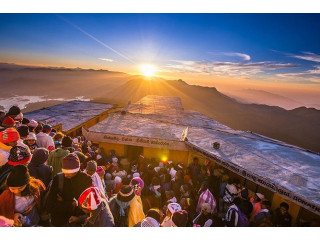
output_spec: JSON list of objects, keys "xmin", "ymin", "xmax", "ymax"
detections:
[
  {"xmin": 0, "ymin": 216, "xmax": 14, "ymax": 227},
  {"xmin": 130, "ymin": 177, "xmax": 144, "ymax": 196},
  {"xmin": 96, "ymin": 166, "xmax": 105, "ymax": 176},
  {"xmin": 79, "ymin": 187, "xmax": 102, "ymax": 211},
  {"xmin": 28, "ymin": 119, "xmax": 38, "ymax": 128}
]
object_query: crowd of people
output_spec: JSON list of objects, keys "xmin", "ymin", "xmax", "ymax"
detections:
[{"xmin": 0, "ymin": 105, "xmax": 295, "ymax": 227}]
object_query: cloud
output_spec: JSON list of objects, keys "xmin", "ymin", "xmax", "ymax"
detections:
[
  {"xmin": 222, "ymin": 52, "xmax": 251, "ymax": 61},
  {"xmin": 99, "ymin": 58, "xmax": 114, "ymax": 62},
  {"xmin": 276, "ymin": 66, "xmax": 320, "ymax": 83},
  {"xmin": 166, "ymin": 60, "xmax": 298, "ymax": 77},
  {"xmin": 290, "ymin": 52, "xmax": 320, "ymax": 63}
]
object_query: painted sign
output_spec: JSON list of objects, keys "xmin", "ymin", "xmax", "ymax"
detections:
[
  {"xmin": 82, "ymin": 127, "xmax": 188, "ymax": 151},
  {"xmin": 186, "ymin": 141, "xmax": 320, "ymax": 216},
  {"xmin": 43, "ymin": 117, "xmax": 57, "ymax": 127}
]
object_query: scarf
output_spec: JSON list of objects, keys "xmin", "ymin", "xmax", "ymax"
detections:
[{"xmin": 115, "ymin": 198, "xmax": 132, "ymax": 216}]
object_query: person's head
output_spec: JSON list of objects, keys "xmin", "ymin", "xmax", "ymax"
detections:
[
  {"xmin": 62, "ymin": 153, "xmax": 80, "ymax": 178},
  {"xmin": 261, "ymin": 200, "xmax": 271, "ymax": 210},
  {"xmin": 1, "ymin": 117, "xmax": 15, "ymax": 128},
  {"xmin": 27, "ymin": 119, "xmax": 38, "ymax": 131},
  {"xmin": 239, "ymin": 188, "xmax": 249, "ymax": 200},
  {"xmin": 280, "ymin": 202, "xmax": 289, "ymax": 215},
  {"xmin": 0, "ymin": 127, "xmax": 20, "ymax": 147},
  {"xmin": 193, "ymin": 157, "xmax": 199, "ymax": 165},
  {"xmin": 200, "ymin": 181, "xmax": 209, "ymax": 192},
  {"xmin": 54, "ymin": 132, "xmax": 64, "ymax": 142},
  {"xmin": 0, "ymin": 110, "xmax": 5, "ymax": 118},
  {"xmin": 180, "ymin": 197, "xmax": 191, "ymax": 210},
  {"xmin": 8, "ymin": 146, "xmax": 31, "ymax": 166},
  {"xmin": 7, "ymin": 165, "xmax": 30, "ymax": 196},
  {"xmin": 130, "ymin": 177, "xmax": 144, "ymax": 196},
  {"xmin": 96, "ymin": 166, "xmax": 105, "ymax": 179},
  {"xmin": 31, "ymin": 148, "xmax": 49, "ymax": 165},
  {"xmin": 171, "ymin": 210, "xmax": 188, "ymax": 227},
  {"xmin": 151, "ymin": 177, "xmax": 160, "ymax": 186},
  {"xmin": 17, "ymin": 125, "xmax": 29, "ymax": 140},
  {"xmin": 34, "ymin": 123, "xmax": 43, "ymax": 134},
  {"xmin": 146, "ymin": 208, "xmax": 160, "ymax": 223},
  {"xmin": 201, "ymin": 203, "xmax": 212, "ymax": 215},
  {"xmin": 167, "ymin": 203, "xmax": 182, "ymax": 217},
  {"xmin": 255, "ymin": 193, "xmax": 265, "ymax": 202},
  {"xmin": 79, "ymin": 187, "xmax": 102, "ymax": 213},
  {"xmin": 6, "ymin": 106, "xmax": 21, "ymax": 119},
  {"xmin": 25, "ymin": 132, "xmax": 37, "ymax": 146},
  {"xmin": 165, "ymin": 190, "xmax": 175, "ymax": 200},
  {"xmin": 62, "ymin": 136, "xmax": 73, "ymax": 148},
  {"xmin": 86, "ymin": 160, "xmax": 97, "ymax": 176},
  {"xmin": 42, "ymin": 124, "xmax": 52, "ymax": 134},
  {"xmin": 117, "ymin": 185, "xmax": 135, "ymax": 203},
  {"xmin": 180, "ymin": 184, "xmax": 189, "ymax": 194}
]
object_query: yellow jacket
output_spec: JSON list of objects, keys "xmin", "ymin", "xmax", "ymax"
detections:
[{"xmin": 128, "ymin": 195, "xmax": 145, "ymax": 227}]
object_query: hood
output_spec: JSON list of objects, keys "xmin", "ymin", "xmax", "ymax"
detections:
[
  {"xmin": 51, "ymin": 148, "xmax": 70, "ymax": 158},
  {"xmin": 30, "ymin": 148, "xmax": 49, "ymax": 165}
]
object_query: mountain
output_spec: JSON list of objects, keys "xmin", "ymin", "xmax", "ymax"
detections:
[
  {"xmin": 222, "ymin": 89, "xmax": 304, "ymax": 110},
  {"xmin": 109, "ymin": 78, "xmax": 320, "ymax": 153}
]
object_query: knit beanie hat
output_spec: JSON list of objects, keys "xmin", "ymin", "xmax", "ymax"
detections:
[
  {"xmin": 28, "ymin": 120, "xmax": 38, "ymax": 128},
  {"xmin": 96, "ymin": 166, "xmax": 105, "ymax": 176},
  {"xmin": 26, "ymin": 132, "xmax": 37, "ymax": 141},
  {"xmin": 17, "ymin": 125, "xmax": 29, "ymax": 138},
  {"xmin": 6, "ymin": 165, "xmax": 30, "ymax": 187},
  {"xmin": 0, "ymin": 128, "xmax": 20, "ymax": 144},
  {"xmin": 7, "ymin": 106, "xmax": 21, "ymax": 117},
  {"xmin": 42, "ymin": 124, "xmax": 52, "ymax": 133},
  {"xmin": 31, "ymin": 148, "xmax": 49, "ymax": 165},
  {"xmin": 130, "ymin": 177, "xmax": 144, "ymax": 196},
  {"xmin": 117, "ymin": 185, "xmax": 135, "ymax": 202},
  {"xmin": 86, "ymin": 160, "xmax": 97, "ymax": 172},
  {"xmin": 62, "ymin": 136, "xmax": 73, "ymax": 148},
  {"xmin": 167, "ymin": 203, "xmax": 182, "ymax": 214},
  {"xmin": 62, "ymin": 153, "xmax": 80, "ymax": 173},
  {"xmin": 8, "ymin": 146, "xmax": 31, "ymax": 166},
  {"xmin": 2, "ymin": 117, "xmax": 15, "ymax": 127},
  {"xmin": 78, "ymin": 187, "xmax": 102, "ymax": 211},
  {"xmin": 171, "ymin": 210, "xmax": 188, "ymax": 227}
]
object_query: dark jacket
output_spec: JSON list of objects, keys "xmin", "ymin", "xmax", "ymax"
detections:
[
  {"xmin": 108, "ymin": 195, "xmax": 131, "ymax": 227},
  {"xmin": 80, "ymin": 201, "xmax": 115, "ymax": 227},
  {"xmin": 239, "ymin": 198, "xmax": 253, "ymax": 218},
  {"xmin": 28, "ymin": 156, "xmax": 53, "ymax": 188},
  {"xmin": 46, "ymin": 171, "xmax": 92, "ymax": 226},
  {"xmin": 272, "ymin": 208, "xmax": 292, "ymax": 227}
]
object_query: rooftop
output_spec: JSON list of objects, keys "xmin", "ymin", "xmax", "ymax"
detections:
[
  {"xmin": 87, "ymin": 95, "xmax": 320, "ymax": 214},
  {"xmin": 24, "ymin": 100, "xmax": 114, "ymax": 132}
]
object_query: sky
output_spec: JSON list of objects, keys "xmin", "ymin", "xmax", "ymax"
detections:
[{"xmin": 1, "ymin": 13, "xmax": 320, "ymax": 102}]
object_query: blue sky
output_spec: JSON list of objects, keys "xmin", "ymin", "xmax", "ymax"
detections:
[{"xmin": 1, "ymin": 14, "xmax": 320, "ymax": 87}]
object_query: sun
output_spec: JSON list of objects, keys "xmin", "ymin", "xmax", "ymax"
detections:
[{"xmin": 140, "ymin": 64, "xmax": 157, "ymax": 77}]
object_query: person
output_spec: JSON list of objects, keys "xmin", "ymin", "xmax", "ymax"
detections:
[
  {"xmin": 27, "ymin": 148, "xmax": 53, "ymax": 188},
  {"xmin": 46, "ymin": 153, "xmax": 92, "ymax": 226},
  {"xmin": 0, "ymin": 165, "xmax": 45, "ymax": 227},
  {"xmin": 128, "ymin": 177, "xmax": 145, "ymax": 227},
  {"xmin": 161, "ymin": 202, "xmax": 182, "ymax": 227},
  {"xmin": 36, "ymin": 124, "xmax": 54, "ymax": 149},
  {"xmin": 0, "ymin": 106, "xmax": 21, "ymax": 125},
  {"xmin": 27, "ymin": 119, "xmax": 38, "ymax": 133},
  {"xmin": 24, "ymin": 132, "xmax": 38, "ymax": 153},
  {"xmin": 180, "ymin": 197, "xmax": 196, "ymax": 227},
  {"xmin": 0, "ymin": 145, "xmax": 31, "ymax": 193},
  {"xmin": 134, "ymin": 208, "xmax": 161, "ymax": 227},
  {"xmin": 171, "ymin": 210, "xmax": 188, "ymax": 227},
  {"xmin": 193, "ymin": 203, "xmax": 215, "ymax": 227},
  {"xmin": 165, "ymin": 190, "xmax": 177, "ymax": 205},
  {"xmin": 85, "ymin": 161, "xmax": 106, "ymax": 198},
  {"xmin": 249, "ymin": 192, "xmax": 264, "ymax": 223},
  {"xmin": 108, "ymin": 185, "xmax": 136, "ymax": 227},
  {"xmin": 1, "ymin": 116, "xmax": 15, "ymax": 129},
  {"xmin": 253, "ymin": 200, "xmax": 273, "ymax": 227},
  {"xmin": 224, "ymin": 197, "xmax": 249, "ymax": 227},
  {"xmin": 196, "ymin": 181, "xmax": 216, "ymax": 214},
  {"xmin": 105, "ymin": 173, "xmax": 116, "ymax": 198},
  {"xmin": 16, "ymin": 126, "xmax": 30, "ymax": 150},
  {"xmin": 188, "ymin": 157, "xmax": 201, "ymax": 185},
  {"xmin": 68, "ymin": 186, "xmax": 114, "ymax": 227},
  {"xmin": 96, "ymin": 166, "xmax": 106, "ymax": 194},
  {"xmin": 272, "ymin": 202, "xmax": 292, "ymax": 227},
  {"xmin": 0, "ymin": 127, "xmax": 20, "ymax": 167},
  {"xmin": 238, "ymin": 188, "xmax": 253, "ymax": 219},
  {"xmin": 47, "ymin": 136, "xmax": 72, "ymax": 176},
  {"xmin": 53, "ymin": 132, "xmax": 64, "ymax": 149}
]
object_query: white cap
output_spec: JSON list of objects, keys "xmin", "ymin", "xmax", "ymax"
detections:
[
  {"xmin": 112, "ymin": 157, "xmax": 118, "ymax": 163},
  {"xmin": 26, "ymin": 132, "xmax": 37, "ymax": 140},
  {"xmin": 96, "ymin": 154, "xmax": 102, "ymax": 160},
  {"xmin": 256, "ymin": 193, "xmax": 265, "ymax": 200}
]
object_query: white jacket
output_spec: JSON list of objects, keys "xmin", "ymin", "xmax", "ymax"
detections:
[{"xmin": 36, "ymin": 132, "xmax": 54, "ymax": 149}]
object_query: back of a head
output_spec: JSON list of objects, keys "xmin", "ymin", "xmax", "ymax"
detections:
[
  {"xmin": 146, "ymin": 208, "xmax": 160, "ymax": 223},
  {"xmin": 280, "ymin": 202, "xmax": 289, "ymax": 210},
  {"xmin": 7, "ymin": 106, "xmax": 21, "ymax": 117},
  {"xmin": 172, "ymin": 210, "xmax": 188, "ymax": 227},
  {"xmin": 62, "ymin": 136, "xmax": 73, "ymax": 148},
  {"xmin": 17, "ymin": 125, "xmax": 29, "ymax": 139}
]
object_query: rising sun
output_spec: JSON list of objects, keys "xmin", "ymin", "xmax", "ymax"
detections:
[{"xmin": 140, "ymin": 64, "xmax": 157, "ymax": 77}]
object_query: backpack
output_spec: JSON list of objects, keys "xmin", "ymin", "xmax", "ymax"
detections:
[
  {"xmin": 42, "ymin": 173, "xmax": 64, "ymax": 212},
  {"xmin": 233, "ymin": 208, "xmax": 249, "ymax": 227}
]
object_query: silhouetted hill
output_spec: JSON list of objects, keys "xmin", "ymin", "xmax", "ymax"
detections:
[{"xmin": 110, "ymin": 78, "xmax": 320, "ymax": 152}]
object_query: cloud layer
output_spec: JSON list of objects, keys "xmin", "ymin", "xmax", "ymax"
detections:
[{"xmin": 99, "ymin": 58, "xmax": 114, "ymax": 62}]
